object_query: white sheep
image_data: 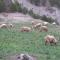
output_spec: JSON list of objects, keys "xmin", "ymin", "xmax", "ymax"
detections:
[
  {"xmin": 17, "ymin": 53, "xmax": 33, "ymax": 60},
  {"xmin": 43, "ymin": 22, "xmax": 48, "ymax": 26},
  {"xmin": 20, "ymin": 26, "xmax": 31, "ymax": 32},
  {"xmin": 40, "ymin": 26, "xmax": 48, "ymax": 32},
  {"xmin": 44, "ymin": 35, "xmax": 57, "ymax": 45},
  {"xmin": 33, "ymin": 23, "xmax": 42, "ymax": 29},
  {"xmin": 52, "ymin": 22, "xmax": 56, "ymax": 25},
  {"xmin": 31, "ymin": 21, "xmax": 38, "ymax": 25},
  {"xmin": 0, "ymin": 23, "xmax": 7, "ymax": 28},
  {"xmin": 9, "ymin": 24, "xmax": 13, "ymax": 28}
]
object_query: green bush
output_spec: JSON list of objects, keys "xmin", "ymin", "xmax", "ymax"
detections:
[
  {"xmin": 29, "ymin": 0, "xmax": 40, "ymax": 6},
  {"xmin": 29, "ymin": 0, "xmax": 60, "ymax": 8},
  {"xmin": 28, "ymin": 9, "xmax": 55, "ymax": 23},
  {"xmin": 10, "ymin": 2, "xmax": 22, "ymax": 12},
  {"xmin": 28, "ymin": 9, "xmax": 41, "ymax": 19},
  {"xmin": 41, "ymin": 15, "xmax": 54, "ymax": 23},
  {"xmin": 10, "ymin": 2, "xmax": 28, "ymax": 14},
  {"xmin": 49, "ymin": 0, "xmax": 60, "ymax": 8},
  {"xmin": 54, "ymin": 19, "xmax": 59, "ymax": 25},
  {"xmin": 0, "ymin": 0, "xmax": 5, "ymax": 12},
  {"xmin": 22, "ymin": 7, "xmax": 28, "ymax": 14}
]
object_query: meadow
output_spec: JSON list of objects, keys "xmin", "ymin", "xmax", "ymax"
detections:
[{"xmin": 0, "ymin": 22, "xmax": 60, "ymax": 60}]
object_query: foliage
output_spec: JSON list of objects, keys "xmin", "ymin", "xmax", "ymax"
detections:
[
  {"xmin": 22, "ymin": 7, "xmax": 28, "ymax": 14},
  {"xmin": 28, "ymin": 9, "xmax": 41, "ymax": 19},
  {"xmin": 29, "ymin": 0, "xmax": 60, "ymax": 8},
  {"xmin": 0, "ymin": 0, "xmax": 5, "ymax": 12},
  {"xmin": 49, "ymin": 0, "xmax": 60, "ymax": 8},
  {"xmin": 41, "ymin": 15, "xmax": 54, "ymax": 23},
  {"xmin": 29, "ymin": 0, "xmax": 40, "ymax": 6},
  {"xmin": 10, "ymin": 2, "xmax": 28, "ymax": 14},
  {"xmin": 10, "ymin": 2, "xmax": 22, "ymax": 12}
]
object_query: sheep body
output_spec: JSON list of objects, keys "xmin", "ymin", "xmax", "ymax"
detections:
[
  {"xmin": 0, "ymin": 24, "xmax": 7, "ymax": 28},
  {"xmin": 40, "ymin": 26, "xmax": 48, "ymax": 32},
  {"xmin": 33, "ymin": 23, "xmax": 42, "ymax": 29},
  {"xmin": 52, "ymin": 22, "xmax": 56, "ymax": 25},
  {"xmin": 20, "ymin": 27, "xmax": 31, "ymax": 32},
  {"xmin": 44, "ymin": 35, "xmax": 57, "ymax": 45},
  {"xmin": 9, "ymin": 24, "xmax": 13, "ymax": 27},
  {"xmin": 43, "ymin": 22, "xmax": 48, "ymax": 26}
]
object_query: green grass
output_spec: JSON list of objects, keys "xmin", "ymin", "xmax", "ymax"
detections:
[{"xmin": 0, "ymin": 23, "xmax": 60, "ymax": 60}]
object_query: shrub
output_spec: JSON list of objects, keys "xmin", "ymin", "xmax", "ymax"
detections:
[
  {"xmin": 41, "ymin": 15, "xmax": 54, "ymax": 23},
  {"xmin": 10, "ymin": 2, "xmax": 22, "ymax": 12},
  {"xmin": 28, "ymin": 9, "xmax": 41, "ymax": 19},
  {"xmin": 54, "ymin": 19, "xmax": 59, "ymax": 25},
  {"xmin": 0, "ymin": 0, "xmax": 5, "ymax": 12},
  {"xmin": 29, "ymin": 0, "xmax": 40, "ymax": 6},
  {"xmin": 22, "ymin": 7, "xmax": 28, "ymax": 14},
  {"xmin": 10, "ymin": 2, "xmax": 28, "ymax": 14},
  {"xmin": 49, "ymin": 0, "xmax": 60, "ymax": 8}
]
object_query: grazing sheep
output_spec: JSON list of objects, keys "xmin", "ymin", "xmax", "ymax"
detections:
[
  {"xmin": 52, "ymin": 22, "xmax": 56, "ymax": 25},
  {"xmin": 0, "ymin": 24, "xmax": 7, "ymax": 28},
  {"xmin": 40, "ymin": 26, "xmax": 48, "ymax": 32},
  {"xmin": 33, "ymin": 23, "xmax": 42, "ymax": 29},
  {"xmin": 43, "ymin": 22, "xmax": 48, "ymax": 26},
  {"xmin": 9, "ymin": 24, "xmax": 13, "ymax": 28},
  {"xmin": 20, "ymin": 26, "xmax": 31, "ymax": 32},
  {"xmin": 44, "ymin": 35, "xmax": 57, "ymax": 45},
  {"xmin": 31, "ymin": 21, "xmax": 38, "ymax": 25},
  {"xmin": 17, "ymin": 54, "xmax": 33, "ymax": 60}
]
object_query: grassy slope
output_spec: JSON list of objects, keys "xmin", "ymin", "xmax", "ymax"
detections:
[{"xmin": 0, "ymin": 22, "xmax": 60, "ymax": 60}]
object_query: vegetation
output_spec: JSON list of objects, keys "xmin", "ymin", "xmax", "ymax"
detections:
[
  {"xmin": 10, "ymin": 2, "xmax": 23, "ymax": 12},
  {"xmin": 21, "ymin": 7, "xmax": 28, "ymax": 14},
  {"xmin": 28, "ymin": 9, "xmax": 55, "ymax": 23},
  {"xmin": 0, "ymin": 22, "xmax": 60, "ymax": 60},
  {"xmin": 29, "ymin": 0, "xmax": 40, "ymax": 6},
  {"xmin": 41, "ymin": 15, "xmax": 54, "ymax": 23},
  {"xmin": 28, "ymin": 9, "xmax": 41, "ymax": 19},
  {"xmin": 29, "ymin": 0, "xmax": 60, "ymax": 8},
  {"xmin": 0, "ymin": 0, "xmax": 5, "ymax": 12},
  {"xmin": 10, "ymin": 2, "xmax": 28, "ymax": 14},
  {"xmin": 49, "ymin": 0, "xmax": 60, "ymax": 8}
]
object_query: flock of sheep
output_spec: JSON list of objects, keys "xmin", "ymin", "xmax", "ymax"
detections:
[
  {"xmin": 20, "ymin": 20, "xmax": 57, "ymax": 46},
  {"xmin": 0, "ymin": 19, "xmax": 57, "ymax": 46},
  {"xmin": 0, "ymin": 21, "xmax": 58, "ymax": 60}
]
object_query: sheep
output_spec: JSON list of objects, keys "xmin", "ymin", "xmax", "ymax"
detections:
[
  {"xmin": 44, "ymin": 35, "xmax": 57, "ymax": 45},
  {"xmin": 9, "ymin": 24, "xmax": 13, "ymax": 28},
  {"xmin": 40, "ymin": 26, "xmax": 48, "ymax": 32},
  {"xmin": 17, "ymin": 53, "xmax": 33, "ymax": 60},
  {"xmin": 43, "ymin": 22, "xmax": 48, "ymax": 26},
  {"xmin": 52, "ymin": 22, "xmax": 56, "ymax": 25},
  {"xmin": 0, "ymin": 23, "xmax": 7, "ymax": 28},
  {"xmin": 20, "ymin": 26, "xmax": 31, "ymax": 32},
  {"xmin": 33, "ymin": 23, "xmax": 42, "ymax": 29},
  {"xmin": 31, "ymin": 21, "xmax": 38, "ymax": 25}
]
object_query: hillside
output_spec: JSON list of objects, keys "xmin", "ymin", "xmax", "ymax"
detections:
[
  {"xmin": 17, "ymin": 0, "xmax": 60, "ymax": 24},
  {"xmin": 0, "ymin": 0, "xmax": 60, "ymax": 24}
]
